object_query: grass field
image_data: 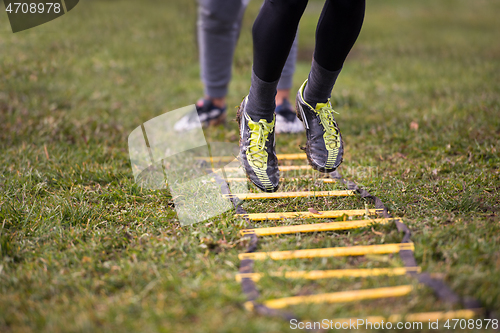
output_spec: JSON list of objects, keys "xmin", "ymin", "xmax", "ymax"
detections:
[{"xmin": 1, "ymin": 0, "xmax": 499, "ymax": 332}]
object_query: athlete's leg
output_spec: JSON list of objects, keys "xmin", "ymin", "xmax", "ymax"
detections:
[
  {"xmin": 246, "ymin": 0, "xmax": 309, "ymax": 122},
  {"xmin": 295, "ymin": 0, "xmax": 365, "ymax": 172},
  {"xmin": 238, "ymin": 0, "xmax": 308, "ymax": 192},
  {"xmin": 303, "ymin": 0, "xmax": 365, "ymax": 105}
]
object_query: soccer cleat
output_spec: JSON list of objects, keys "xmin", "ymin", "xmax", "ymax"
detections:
[
  {"xmin": 237, "ymin": 96, "xmax": 279, "ymax": 192},
  {"xmin": 174, "ymin": 99, "xmax": 226, "ymax": 131},
  {"xmin": 274, "ymin": 99, "xmax": 305, "ymax": 134},
  {"xmin": 295, "ymin": 80, "xmax": 343, "ymax": 173}
]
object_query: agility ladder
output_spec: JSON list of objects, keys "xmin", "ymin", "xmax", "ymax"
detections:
[{"xmin": 214, "ymin": 153, "xmax": 491, "ymax": 325}]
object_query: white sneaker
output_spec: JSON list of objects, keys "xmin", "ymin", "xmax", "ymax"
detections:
[{"xmin": 274, "ymin": 99, "xmax": 305, "ymax": 134}]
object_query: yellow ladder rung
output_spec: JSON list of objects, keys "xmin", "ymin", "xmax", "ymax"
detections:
[
  {"xmin": 240, "ymin": 218, "xmax": 392, "ymax": 236},
  {"xmin": 199, "ymin": 153, "xmax": 308, "ymax": 163},
  {"xmin": 277, "ymin": 153, "xmax": 308, "ymax": 160},
  {"xmin": 391, "ymin": 309, "xmax": 482, "ymax": 322},
  {"xmin": 227, "ymin": 190, "xmax": 354, "ymax": 200},
  {"xmin": 223, "ymin": 178, "xmax": 336, "ymax": 183},
  {"xmin": 235, "ymin": 267, "xmax": 421, "ymax": 282},
  {"xmin": 329, "ymin": 309, "xmax": 482, "ymax": 326},
  {"xmin": 261, "ymin": 285, "xmax": 413, "ymax": 309},
  {"xmin": 238, "ymin": 243, "xmax": 414, "ymax": 261},
  {"xmin": 236, "ymin": 209, "xmax": 380, "ymax": 221},
  {"xmin": 223, "ymin": 178, "xmax": 249, "ymax": 182},
  {"xmin": 199, "ymin": 156, "xmax": 237, "ymax": 163},
  {"xmin": 278, "ymin": 153, "xmax": 307, "ymax": 160},
  {"xmin": 220, "ymin": 165, "xmax": 312, "ymax": 173},
  {"xmin": 280, "ymin": 165, "xmax": 312, "ymax": 171}
]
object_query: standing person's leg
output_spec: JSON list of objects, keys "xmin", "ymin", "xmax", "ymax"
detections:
[
  {"xmin": 276, "ymin": 35, "xmax": 298, "ymax": 105},
  {"xmin": 177, "ymin": 0, "xmax": 301, "ymax": 132},
  {"xmin": 175, "ymin": 0, "xmax": 248, "ymax": 131},
  {"xmin": 238, "ymin": 0, "xmax": 308, "ymax": 192},
  {"xmin": 199, "ymin": 0, "xmax": 249, "ymax": 105},
  {"xmin": 275, "ymin": 36, "xmax": 305, "ymax": 134}
]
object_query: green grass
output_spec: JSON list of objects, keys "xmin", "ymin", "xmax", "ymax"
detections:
[{"xmin": 1, "ymin": 0, "xmax": 499, "ymax": 332}]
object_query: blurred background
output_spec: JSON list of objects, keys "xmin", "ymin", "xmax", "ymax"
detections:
[{"xmin": 0, "ymin": 0, "xmax": 499, "ymax": 332}]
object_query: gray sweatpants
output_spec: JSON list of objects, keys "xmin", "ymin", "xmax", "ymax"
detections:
[{"xmin": 197, "ymin": 0, "xmax": 298, "ymax": 98}]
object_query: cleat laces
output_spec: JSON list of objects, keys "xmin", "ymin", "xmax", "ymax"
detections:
[
  {"xmin": 316, "ymin": 103, "xmax": 340, "ymax": 150},
  {"xmin": 247, "ymin": 120, "xmax": 274, "ymax": 169}
]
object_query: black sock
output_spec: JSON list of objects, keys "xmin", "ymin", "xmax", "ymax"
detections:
[
  {"xmin": 245, "ymin": 69, "xmax": 278, "ymax": 122},
  {"xmin": 303, "ymin": 59, "xmax": 341, "ymax": 106}
]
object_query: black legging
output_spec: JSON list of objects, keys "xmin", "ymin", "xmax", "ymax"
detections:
[{"xmin": 252, "ymin": 0, "xmax": 365, "ymax": 82}]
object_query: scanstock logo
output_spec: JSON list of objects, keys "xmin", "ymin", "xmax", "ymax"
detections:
[
  {"xmin": 128, "ymin": 105, "xmax": 248, "ymax": 226},
  {"xmin": 3, "ymin": 0, "xmax": 79, "ymax": 33}
]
